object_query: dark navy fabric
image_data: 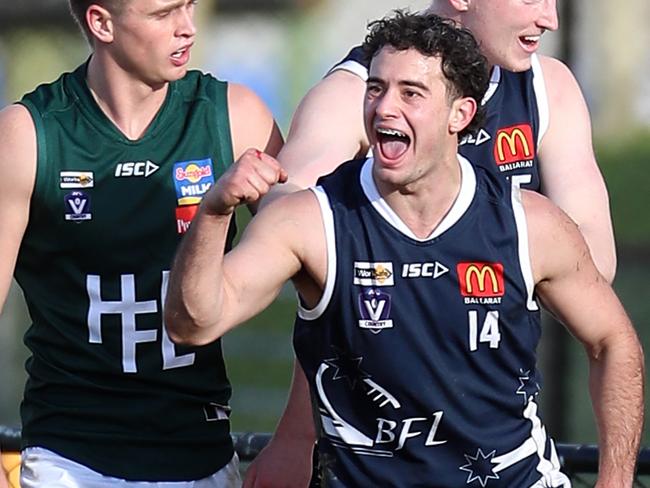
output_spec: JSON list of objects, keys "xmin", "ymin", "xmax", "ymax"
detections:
[
  {"xmin": 331, "ymin": 45, "xmax": 542, "ymax": 191},
  {"xmin": 294, "ymin": 160, "xmax": 565, "ymax": 487}
]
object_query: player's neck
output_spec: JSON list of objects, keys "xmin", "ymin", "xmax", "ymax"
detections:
[
  {"xmin": 376, "ymin": 155, "xmax": 462, "ymax": 240},
  {"xmin": 86, "ymin": 53, "xmax": 169, "ymax": 141}
]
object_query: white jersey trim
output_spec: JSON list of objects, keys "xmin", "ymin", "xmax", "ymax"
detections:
[
  {"xmin": 360, "ymin": 155, "xmax": 477, "ymax": 242},
  {"xmin": 328, "ymin": 60, "xmax": 369, "ymax": 81},
  {"xmin": 297, "ymin": 186, "xmax": 337, "ymax": 321},
  {"xmin": 510, "ymin": 175, "xmax": 539, "ymax": 311},
  {"xmin": 482, "ymin": 65, "xmax": 502, "ymax": 105},
  {"xmin": 531, "ymin": 54, "xmax": 550, "ymax": 146}
]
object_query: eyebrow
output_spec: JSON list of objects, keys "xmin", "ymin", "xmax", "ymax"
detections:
[
  {"xmin": 367, "ymin": 76, "xmax": 430, "ymax": 93},
  {"xmin": 151, "ymin": 0, "xmax": 186, "ymax": 14}
]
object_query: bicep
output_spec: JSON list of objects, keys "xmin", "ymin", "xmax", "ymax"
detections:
[
  {"xmin": 228, "ymin": 83, "xmax": 284, "ymax": 160},
  {"xmin": 537, "ymin": 56, "xmax": 616, "ymax": 280},
  {"xmin": 526, "ymin": 192, "xmax": 627, "ymax": 351},
  {"xmin": 278, "ymin": 70, "xmax": 368, "ymax": 188},
  {"xmin": 220, "ymin": 194, "xmax": 313, "ymax": 327},
  {"xmin": 0, "ymin": 105, "xmax": 36, "ymax": 311}
]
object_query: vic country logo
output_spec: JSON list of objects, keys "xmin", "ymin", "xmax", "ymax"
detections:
[
  {"xmin": 493, "ymin": 124, "xmax": 535, "ymax": 168},
  {"xmin": 353, "ymin": 262, "xmax": 394, "ymax": 287},
  {"xmin": 64, "ymin": 191, "xmax": 92, "ymax": 222},
  {"xmin": 358, "ymin": 289, "xmax": 393, "ymax": 333},
  {"xmin": 457, "ymin": 262, "xmax": 505, "ymax": 304},
  {"xmin": 173, "ymin": 159, "xmax": 215, "ymax": 206}
]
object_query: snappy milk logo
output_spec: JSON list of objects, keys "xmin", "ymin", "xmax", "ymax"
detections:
[
  {"xmin": 173, "ymin": 159, "xmax": 215, "ymax": 206},
  {"xmin": 353, "ymin": 262, "xmax": 394, "ymax": 287},
  {"xmin": 457, "ymin": 262, "xmax": 505, "ymax": 305}
]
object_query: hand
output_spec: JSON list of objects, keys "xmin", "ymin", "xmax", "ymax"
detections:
[
  {"xmin": 204, "ymin": 148, "xmax": 288, "ymax": 216},
  {"xmin": 243, "ymin": 437, "xmax": 314, "ymax": 488}
]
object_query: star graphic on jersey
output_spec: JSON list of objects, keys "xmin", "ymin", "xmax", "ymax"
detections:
[
  {"xmin": 459, "ymin": 448, "xmax": 500, "ymax": 487},
  {"xmin": 324, "ymin": 348, "xmax": 370, "ymax": 390},
  {"xmin": 516, "ymin": 368, "xmax": 541, "ymax": 404}
]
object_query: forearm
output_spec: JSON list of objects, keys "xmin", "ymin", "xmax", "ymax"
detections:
[
  {"xmin": 273, "ymin": 360, "xmax": 317, "ymax": 445},
  {"xmin": 165, "ymin": 206, "xmax": 233, "ymax": 345},
  {"xmin": 589, "ymin": 330, "xmax": 644, "ymax": 487}
]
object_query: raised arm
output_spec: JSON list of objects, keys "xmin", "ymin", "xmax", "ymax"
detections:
[
  {"xmin": 0, "ymin": 103, "xmax": 38, "ymax": 488},
  {"xmin": 537, "ymin": 55, "xmax": 617, "ymax": 282},
  {"xmin": 524, "ymin": 190, "xmax": 644, "ymax": 488},
  {"xmin": 259, "ymin": 70, "xmax": 368, "ymax": 208},
  {"xmin": 228, "ymin": 82, "xmax": 284, "ymax": 160},
  {"xmin": 165, "ymin": 150, "xmax": 293, "ymax": 345}
]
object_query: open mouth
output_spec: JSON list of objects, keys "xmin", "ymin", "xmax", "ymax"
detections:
[
  {"xmin": 171, "ymin": 47, "xmax": 188, "ymax": 59},
  {"xmin": 519, "ymin": 35, "xmax": 541, "ymax": 50},
  {"xmin": 376, "ymin": 127, "xmax": 411, "ymax": 161}
]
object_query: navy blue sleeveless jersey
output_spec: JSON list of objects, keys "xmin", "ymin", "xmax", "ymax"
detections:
[
  {"xmin": 331, "ymin": 46, "xmax": 547, "ymax": 191},
  {"xmin": 293, "ymin": 158, "xmax": 570, "ymax": 487}
]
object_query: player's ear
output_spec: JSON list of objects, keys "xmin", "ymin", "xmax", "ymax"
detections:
[
  {"xmin": 448, "ymin": 0, "xmax": 470, "ymax": 12},
  {"xmin": 448, "ymin": 96, "xmax": 477, "ymax": 135},
  {"xmin": 86, "ymin": 4, "xmax": 115, "ymax": 44}
]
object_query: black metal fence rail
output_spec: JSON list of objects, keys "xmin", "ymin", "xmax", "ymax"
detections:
[{"xmin": 2, "ymin": 426, "xmax": 650, "ymax": 482}]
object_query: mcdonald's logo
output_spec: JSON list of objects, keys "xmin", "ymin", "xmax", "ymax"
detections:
[
  {"xmin": 457, "ymin": 262, "xmax": 505, "ymax": 298},
  {"xmin": 493, "ymin": 124, "xmax": 535, "ymax": 165}
]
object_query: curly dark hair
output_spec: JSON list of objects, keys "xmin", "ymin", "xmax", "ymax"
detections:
[{"xmin": 362, "ymin": 10, "xmax": 489, "ymax": 137}]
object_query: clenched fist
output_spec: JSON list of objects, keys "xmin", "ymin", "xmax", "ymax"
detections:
[{"xmin": 202, "ymin": 149, "xmax": 288, "ymax": 216}]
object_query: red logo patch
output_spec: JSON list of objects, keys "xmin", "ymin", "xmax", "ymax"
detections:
[
  {"xmin": 493, "ymin": 124, "xmax": 535, "ymax": 165},
  {"xmin": 457, "ymin": 262, "xmax": 505, "ymax": 298},
  {"xmin": 176, "ymin": 205, "xmax": 199, "ymax": 234}
]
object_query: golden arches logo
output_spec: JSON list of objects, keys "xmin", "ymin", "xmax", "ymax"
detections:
[
  {"xmin": 465, "ymin": 265, "xmax": 499, "ymax": 294},
  {"xmin": 493, "ymin": 124, "xmax": 534, "ymax": 164},
  {"xmin": 457, "ymin": 262, "xmax": 505, "ymax": 297}
]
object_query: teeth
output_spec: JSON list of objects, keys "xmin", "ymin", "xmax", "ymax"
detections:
[
  {"xmin": 377, "ymin": 128, "xmax": 407, "ymax": 138},
  {"xmin": 522, "ymin": 36, "xmax": 540, "ymax": 42}
]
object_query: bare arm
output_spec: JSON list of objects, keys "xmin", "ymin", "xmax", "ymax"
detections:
[
  {"xmin": 0, "ymin": 103, "xmax": 37, "ymax": 488},
  {"xmin": 228, "ymin": 82, "xmax": 284, "ymax": 160},
  {"xmin": 525, "ymin": 190, "xmax": 644, "ymax": 487},
  {"xmin": 537, "ymin": 55, "xmax": 617, "ymax": 282},
  {"xmin": 260, "ymin": 70, "xmax": 368, "ymax": 208},
  {"xmin": 164, "ymin": 156, "xmax": 327, "ymax": 346},
  {"xmin": 243, "ymin": 71, "xmax": 367, "ymax": 487},
  {"xmin": 243, "ymin": 360, "xmax": 316, "ymax": 488}
]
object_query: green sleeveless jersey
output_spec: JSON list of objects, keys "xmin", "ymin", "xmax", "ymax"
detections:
[{"xmin": 16, "ymin": 62, "xmax": 238, "ymax": 481}]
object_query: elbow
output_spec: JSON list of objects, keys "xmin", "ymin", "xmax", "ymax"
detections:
[{"xmin": 164, "ymin": 299, "xmax": 224, "ymax": 347}]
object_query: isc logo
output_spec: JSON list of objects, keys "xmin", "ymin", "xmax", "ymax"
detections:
[
  {"xmin": 115, "ymin": 160, "xmax": 160, "ymax": 178},
  {"xmin": 401, "ymin": 262, "xmax": 449, "ymax": 279}
]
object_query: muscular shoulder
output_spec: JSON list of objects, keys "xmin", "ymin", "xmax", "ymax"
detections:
[
  {"xmin": 521, "ymin": 189, "xmax": 591, "ymax": 283},
  {"xmin": 0, "ymin": 103, "xmax": 37, "ymax": 221},
  {"xmin": 227, "ymin": 82, "xmax": 283, "ymax": 159},
  {"xmin": 537, "ymin": 55, "xmax": 584, "ymax": 107},
  {"xmin": 0, "ymin": 104, "xmax": 37, "ymax": 177}
]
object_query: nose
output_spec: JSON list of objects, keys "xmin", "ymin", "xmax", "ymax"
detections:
[
  {"xmin": 538, "ymin": 0, "xmax": 559, "ymax": 32},
  {"xmin": 177, "ymin": 4, "xmax": 197, "ymax": 38},
  {"xmin": 373, "ymin": 88, "xmax": 400, "ymax": 120}
]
